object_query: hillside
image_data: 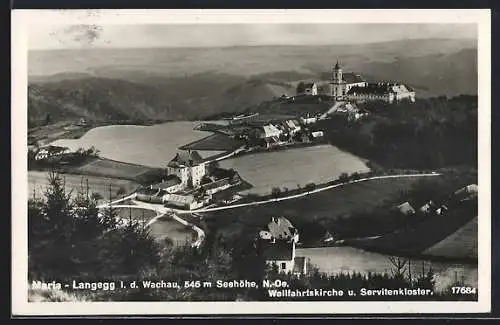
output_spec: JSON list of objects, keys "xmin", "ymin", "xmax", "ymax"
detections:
[
  {"xmin": 28, "ymin": 39, "xmax": 476, "ymax": 78},
  {"xmin": 28, "ymin": 73, "xmax": 301, "ymax": 126},
  {"xmin": 358, "ymin": 49, "xmax": 477, "ymax": 97},
  {"xmin": 28, "ymin": 39, "xmax": 477, "ymax": 126}
]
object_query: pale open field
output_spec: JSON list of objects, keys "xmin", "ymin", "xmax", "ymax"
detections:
[
  {"xmin": 218, "ymin": 144, "xmax": 370, "ymax": 195},
  {"xmin": 74, "ymin": 158, "xmax": 153, "ymax": 180},
  {"xmin": 28, "ymin": 171, "xmax": 140, "ymax": 200},
  {"xmin": 296, "ymin": 246, "xmax": 478, "ymax": 292},
  {"xmin": 423, "ymin": 216, "xmax": 478, "ymax": 259}
]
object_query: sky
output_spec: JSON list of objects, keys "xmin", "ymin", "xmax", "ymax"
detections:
[{"xmin": 28, "ymin": 23, "xmax": 477, "ymax": 50}]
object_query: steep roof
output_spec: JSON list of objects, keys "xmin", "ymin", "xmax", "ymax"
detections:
[
  {"xmin": 154, "ymin": 175, "xmax": 182, "ymax": 189},
  {"xmin": 262, "ymin": 124, "xmax": 282, "ymax": 138},
  {"xmin": 39, "ymin": 145, "xmax": 69, "ymax": 153},
  {"xmin": 267, "ymin": 217, "xmax": 297, "ymax": 240},
  {"xmin": 263, "ymin": 242, "xmax": 294, "ymax": 261},
  {"xmin": 395, "ymin": 202, "xmax": 416, "ymax": 215},
  {"xmin": 343, "ymin": 73, "xmax": 365, "ymax": 84},
  {"xmin": 168, "ymin": 150, "xmax": 204, "ymax": 168}
]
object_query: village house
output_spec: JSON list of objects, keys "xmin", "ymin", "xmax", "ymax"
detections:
[
  {"xmin": 258, "ymin": 217, "xmax": 307, "ymax": 276},
  {"xmin": 299, "ymin": 115, "xmax": 318, "ymax": 125},
  {"xmin": 150, "ymin": 175, "xmax": 183, "ymax": 193},
  {"xmin": 166, "ymin": 150, "xmax": 207, "ymax": 188},
  {"xmin": 395, "ymin": 201, "xmax": 416, "ymax": 215},
  {"xmin": 284, "ymin": 119, "xmax": 301, "ymax": 136},
  {"xmin": 419, "ymin": 200, "xmax": 437, "ymax": 214},
  {"xmin": 35, "ymin": 145, "xmax": 70, "ymax": 161},
  {"xmin": 454, "ymin": 184, "xmax": 478, "ymax": 201},
  {"xmin": 311, "ymin": 130, "xmax": 325, "ymax": 140},
  {"xmin": 162, "ymin": 192, "xmax": 206, "ymax": 210},
  {"xmin": 296, "ymin": 81, "xmax": 318, "ymax": 96}
]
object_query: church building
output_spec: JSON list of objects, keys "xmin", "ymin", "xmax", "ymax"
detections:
[
  {"xmin": 329, "ymin": 61, "xmax": 368, "ymax": 98},
  {"xmin": 295, "ymin": 60, "xmax": 416, "ymax": 103}
]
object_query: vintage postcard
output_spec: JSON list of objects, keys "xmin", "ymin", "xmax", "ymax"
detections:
[{"xmin": 11, "ymin": 9, "xmax": 491, "ymax": 315}]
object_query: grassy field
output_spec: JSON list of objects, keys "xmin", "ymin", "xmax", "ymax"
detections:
[
  {"xmin": 349, "ymin": 199, "xmax": 477, "ymax": 259},
  {"xmin": 72, "ymin": 158, "xmax": 155, "ymax": 180},
  {"xmin": 423, "ymin": 216, "xmax": 478, "ymax": 259},
  {"xmin": 203, "ymin": 177, "xmax": 423, "ymax": 242},
  {"xmin": 218, "ymin": 144, "xmax": 370, "ymax": 195},
  {"xmin": 180, "ymin": 133, "xmax": 244, "ymax": 151},
  {"xmin": 29, "ymin": 171, "xmax": 140, "ymax": 201}
]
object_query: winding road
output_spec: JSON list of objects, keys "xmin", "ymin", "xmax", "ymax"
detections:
[
  {"xmin": 96, "ymin": 173, "xmax": 442, "ymax": 248},
  {"xmin": 179, "ymin": 173, "xmax": 442, "ymax": 214},
  {"xmin": 97, "ymin": 194, "xmax": 205, "ymax": 248}
]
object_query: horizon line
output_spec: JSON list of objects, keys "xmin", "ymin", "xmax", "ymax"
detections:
[{"xmin": 28, "ymin": 37, "xmax": 477, "ymax": 51}]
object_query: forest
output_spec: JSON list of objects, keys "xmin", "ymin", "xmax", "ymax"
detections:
[{"xmin": 318, "ymin": 95, "xmax": 478, "ymax": 169}]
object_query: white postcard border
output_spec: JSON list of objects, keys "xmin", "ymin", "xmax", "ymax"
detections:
[{"xmin": 11, "ymin": 9, "xmax": 491, "ymax": 315}]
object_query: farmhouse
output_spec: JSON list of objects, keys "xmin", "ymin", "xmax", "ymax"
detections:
[
  {"xmin": 162, "ymin": 192, "xmax": 206, "ymax": 210},
  {"xmin": 35, "ymin": 145, "xmax": 70, "ymax": 161},
  {"xmin": 259, "ymin": 217, "xmax": 306, "ymax": 276},
  {"xmin": 454, "ymin": 184, "xmax": 478, "ymax": 201},
  {"xmin": 419, "ymin": 200, "xmax": 437, "ymax": 214},
  {"xmin": 151, "ymin": 175, "xmax": 183, "ymax": 193},
  {"xmin": 260, "ymin": 124, "xmax": 282, "ymax": 139},
  {"xmin": 296, "ymin": 81, "xmax": 318, "ymax": 96},
  {"xmin": 311, "ymin": 131, "xmax": 324, "ymax": 140},
  {"xmin": 166, "ymin": 150, "xmax": 207, "ymax": 188},
  {"xmin": 395, "ymin": 202, "xmax": 416, "ymax": 215}
]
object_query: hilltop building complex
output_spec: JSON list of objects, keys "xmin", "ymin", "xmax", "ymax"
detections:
[{"xmin": 297, "ymin": 61, "xmax": 416, "ymax": 103}]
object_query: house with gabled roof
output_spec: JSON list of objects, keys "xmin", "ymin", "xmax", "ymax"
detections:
[
  {"xmin": 35, "ymin": 145, "xmax": 70, "ymax": 161},
  {"xmin": 166, "ymin": 150, "xmax": 207, "ymax": 188},
  {"xmin": 259, "ymin": 217, "xmax": 307, "ymax": 276},
  {"xmin": 395, "ymin": 201, "xmax": 416, "ymax": 215},
  {"xmin": 296, "ymin": 81, "xmax": 318, "ymax": 96}
]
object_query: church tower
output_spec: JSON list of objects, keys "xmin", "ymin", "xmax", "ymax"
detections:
[
  {"xmin": 332, "ymin": 60, "xmax": 343, "ymax": 83},
  {"xmin": 330, "ymin": 60, "xmax": 345, "ymax": 98}
]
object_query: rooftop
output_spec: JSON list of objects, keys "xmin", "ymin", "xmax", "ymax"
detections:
[
  {"xmin": 342, "ymin": 73, "xmax": 366, "ymax": 84},
  {"xmin": 168, "ymin": 150, "xmax": 204, "ymax": 168},
  {"xmin": 153, "ymin": 175, "xmax": 182, "ymax": 189},
  {"xmin": 267, "ymin": 217, "xmax": 297, "ymax": 240},
  {"xmin": 263, "ymin": 242, "xmax": 294, "ymax": 261},
  {"xmin": 38, "ymin": 145, "xmax": 69, "ymax": 153}
]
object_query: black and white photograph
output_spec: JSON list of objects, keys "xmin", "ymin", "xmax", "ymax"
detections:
[{"xmin": 12, "ymin": 9, "xmax": 491, "ymax": 315}]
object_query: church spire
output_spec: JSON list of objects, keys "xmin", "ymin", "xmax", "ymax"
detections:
[{"xmin": 335, "ymin": 59, "xmax": 340, "ymax": 70}]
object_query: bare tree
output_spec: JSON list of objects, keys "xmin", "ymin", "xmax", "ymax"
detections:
[{"xmin": 388, "ymin": 256, "xmax": 408, "ymax": 278}]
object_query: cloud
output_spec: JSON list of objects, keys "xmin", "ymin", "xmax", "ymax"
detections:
[{"xmin": 49, "ymin": 24, "xmax": 104, "ymax": 47}]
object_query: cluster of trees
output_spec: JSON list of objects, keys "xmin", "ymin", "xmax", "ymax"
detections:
[
  {"xmin": 319, "ymin": 95, "xmax": 478, "ymax": 169},
  {"xmin": 29, "ymin": 172, "xmax": 476, "ymax": 302},
  {"xmin": 29, "ymin": 172, "xmax": 161, "ymax": 282},
  {"xmin": 28, "ymin": 146, "xmax": 100, "ymax": 171}
]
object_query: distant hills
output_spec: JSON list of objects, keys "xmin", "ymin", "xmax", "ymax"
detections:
[{"xmin": 28, "ymin": 38, "xmax": 477, "ymax": 126}]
